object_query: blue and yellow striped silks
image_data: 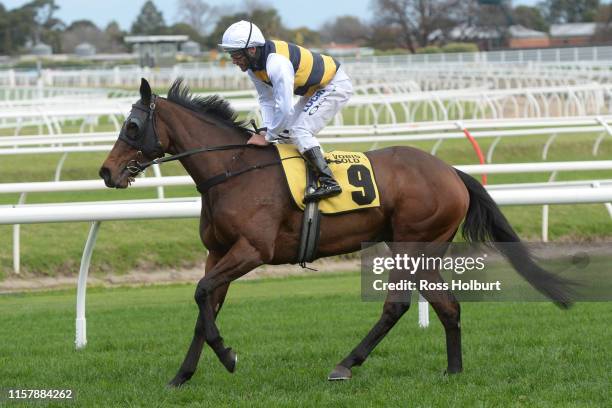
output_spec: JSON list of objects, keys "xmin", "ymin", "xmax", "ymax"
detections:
[{"xmin": 253, "ymin": 40, "xmax": 339, "ymax": 97}]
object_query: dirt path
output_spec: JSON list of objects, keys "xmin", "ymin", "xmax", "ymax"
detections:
[{"xmin": 0, "ymin": 259, "xmax": 360, "ymax": 294}]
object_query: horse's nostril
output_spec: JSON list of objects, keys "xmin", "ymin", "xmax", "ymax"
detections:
[
  {"xmin": 99, "ymin": 167, "xmax": 109, "ymax": 179},
  {"xmin": 99, "ymin": 167, "xmax": 112, "ymax": 186}
]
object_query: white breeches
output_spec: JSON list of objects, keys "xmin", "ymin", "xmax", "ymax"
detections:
[{"xmin": 274, "ymin": 67, "xmax": 353, "ymax": 153}]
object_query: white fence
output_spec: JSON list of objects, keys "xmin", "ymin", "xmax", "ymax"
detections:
[
  {"xmin": 2, "ymin": 116, "xmax": 611, "ymax": 186},
  {"xmin": 2, "ymin": 181, "xmax": 612, "ymax": 349},
  {"xmin": 3, "ymin": 160, "xmax": 612, "ymax": 274},
  {"xmin": 343, "ymin": 46, "xmax": 612, "ymax": 66},
  {"xmin": 3, "ymin": 46, "xmax": 612, "ymax": 90},
  {"xmin": 3, "ymin": 83, "xmax": 612, "ymax": 134}
]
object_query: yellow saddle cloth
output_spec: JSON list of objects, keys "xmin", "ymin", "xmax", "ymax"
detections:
[{"xmin": 276, "ymin": 144, "xmax": 381, "ymax": 214}]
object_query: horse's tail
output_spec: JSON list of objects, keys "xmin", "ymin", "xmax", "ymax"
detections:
[{"xmin": 455, "ymin": 169, "xmax": 573, "ymax": 308}]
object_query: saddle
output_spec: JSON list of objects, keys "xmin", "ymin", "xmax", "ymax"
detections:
[{"xmin": 274, "ymin": 145, "xmax": 381, "ymax": 266}]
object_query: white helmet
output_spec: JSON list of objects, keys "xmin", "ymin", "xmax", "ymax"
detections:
[{"xmin": 219, "ymin": 20, "xmax": 265, "ymax": 51}]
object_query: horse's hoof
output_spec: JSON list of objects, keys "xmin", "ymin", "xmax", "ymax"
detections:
[
  {"xmin": 221, "ymin": 348, "xmax": 238, "ymax": 373},
  {"xmin": 444, "ymin": 367, "xmax": 462, "ymax": 376},
  {"xmin": 167, "ymin": 372, "xmax": 192, "ymax": 388},
  {"xmin": 328, "ymin": 365, "xmax": 352, "ymax": 381}
]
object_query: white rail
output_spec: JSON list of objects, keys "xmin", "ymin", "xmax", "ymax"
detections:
[
  {"xmin": 1, "ymin": 182, "xmax": 612, "ymax": 348},
  {"xmin": 2, "ymin": 160, "xmax": 611, "ymax": 273},
  {"xmin": 2, "ymin": 82, "xmax": 612, "ymax": 130}
]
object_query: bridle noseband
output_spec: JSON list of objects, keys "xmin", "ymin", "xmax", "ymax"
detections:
[
  {"xmin": 119, "ymin": 94, "xmax": 164, "ymax": 164},
  {"xmin": 119, "ymin": 94, "xmax": 272, "ymax": 180}
]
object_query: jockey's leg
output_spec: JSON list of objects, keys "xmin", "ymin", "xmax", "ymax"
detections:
[
  {"xmin": 301, "ymin": 145, "xmax": 342, "ymax": 202},
  {"xmin": 291, "ymin": 67, "xmax": 353, "ymax": 202}
]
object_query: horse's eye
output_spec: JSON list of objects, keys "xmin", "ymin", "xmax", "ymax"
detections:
[{"xmin": 126, "ymin": 122, "xmax": 139, "ymax": 140}]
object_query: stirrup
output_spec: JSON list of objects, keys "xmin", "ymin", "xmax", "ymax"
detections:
[{"xmin": 303, "ymin": 183, "xmax": 342, "ymax": 203}]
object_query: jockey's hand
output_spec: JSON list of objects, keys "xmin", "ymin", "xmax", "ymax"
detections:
[{"xmin": 247, "ymin": 131, "xmax": 269, "ymax": 146}]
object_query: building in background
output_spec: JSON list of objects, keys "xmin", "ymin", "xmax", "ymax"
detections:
[
  {"xmin": 317, "ymin": 43, "xmax": 374, "ymax": 58},
  {"xmin": 124, "ymin": 35, "xmax": 189, "ymax": 67},
  {"xmin": 31, "ymin": 43, "xmax": 53, "ymax": 56},
  {"xmin": 508, "ymin": 25, "xmax": 550, "ymax": 49},
  {"xmin": 180, "ymin": 41, "xmax": 201, "ymax": 57},
  {"xmin": 550, "ymin": 23, "xmax": 597, "ymax": 47},
  {"xmin": 74, "ymin": 43, "xmax": 96, "ymax": 57}
]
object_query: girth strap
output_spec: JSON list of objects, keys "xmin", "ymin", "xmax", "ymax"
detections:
[{"xmin": 297, "ymin": 166, "xmax": 321, "ymax": 267}]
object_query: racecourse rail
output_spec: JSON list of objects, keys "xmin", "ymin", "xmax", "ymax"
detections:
[
  {"xmin": 2, "ymin": 116, "xmax": 612, "ymax": 185},
  {"xmin": 2, "ymin": 46, "xmax": 612, "ymax": 349},
  {"xmin": 2, "ymin": 175, "xmax": 612, "ymax": 349},
  {"xmin": 3, "ymin": 45, "xmax": 612, "ymax": 90},
  {"xmin": 3, "ymin": 83, "xmax": 612, "ymax": 132}
]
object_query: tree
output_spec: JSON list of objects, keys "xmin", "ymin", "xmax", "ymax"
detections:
[
  {"xmin": 61, "ymin": 19, "xmax": 103, "ymax": 52},
  {"xmin": 66, "ymin": 19, "xmax": 97, "ymax": 31},
  {"xmin": 131, "ymin": 0, "xmax": 166, "ymax": 35},
  {"xmin": 166, "ymin": 22, "xmax": 206, "ymax": 44},
  {"xmin": 539, "ymin": 0, "xmax": 600, "ymax": 24},
  {"xmin": 371, "ymin": 0, "xmax": 462, "ymax": 52},
  {"xmin": 512, "ymin": 6, "xmax": 549, "ymax": 32},
  {"xmin": 0, "ymin": 4, "xmax": 10, "ymax": 54},
  {"xmin": 0, "ymin": 0, "xmax": 65, "ymax": 54},
  {"xmin": 250, "ymin": 7, "xmax": 285, "ymax": 38},
  {"xmin": 206, "ymin": 12, "xmax": 249, "ymax": 48},
  {"xmin": 175, "ymin": 0, "xmax": 217, "ymax": 35},
  {"xmin": 105, "ymin": 21, "xmax": 127, "ymax": 53},
  {"xmin": 594, "ymin": 3, "xmax": 612, "ymax": 42},
  {"xmin": 286, "ymin": 27, "xmax": 321, "ymax": 46},
  {"xmin": 368, "ymin": 22, "xmax": 404, "ymax": 50},
  {"xmin": 320, "ymin": 15, "xmax": 370, "ymax": 44}
]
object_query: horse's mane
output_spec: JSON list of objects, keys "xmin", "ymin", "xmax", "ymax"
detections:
[{"xmin": 166, "ymin": 78, "xmax": 248, "ymax": 135}]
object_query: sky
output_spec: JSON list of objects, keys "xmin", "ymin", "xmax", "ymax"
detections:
[{"xmin": 1, "ymin": 0, "xmax": 540, "ymax": 31}]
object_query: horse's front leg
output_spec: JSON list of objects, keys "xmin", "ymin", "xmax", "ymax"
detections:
[
  {"xmin": 169, "ymin": 238, "xmax": 264, "ymax": 386},
  {"xmin": 168, "ymin": 252, "xmax": 226, "ymax": 387}
]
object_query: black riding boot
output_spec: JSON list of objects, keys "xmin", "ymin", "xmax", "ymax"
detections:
[{"xmin": 302, "ymin": 147, "xmax": 342, "ymax": 203}]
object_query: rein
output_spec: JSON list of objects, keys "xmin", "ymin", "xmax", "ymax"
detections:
[
  {"xmin": 128, "ymin": 144, "xmax": 288, "ymax": 195},
  {"xmin": 127, "ymin": 144, "xmax": 261, "ymax": 174},
  {"xmin": 123, "ymin": 93, "xmax": 296, "ymax": 194}
]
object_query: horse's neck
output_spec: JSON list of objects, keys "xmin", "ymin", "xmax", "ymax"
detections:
[{"xmin": 162, "ymin": 107, "xmax": 246, "ymax": 185}]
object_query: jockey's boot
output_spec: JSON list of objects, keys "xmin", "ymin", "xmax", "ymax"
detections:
[{"xmin": 302, "ymin": 147, "xmax": 342, "ymax": 203}]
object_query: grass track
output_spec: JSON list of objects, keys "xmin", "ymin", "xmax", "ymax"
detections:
[{"xmin": 0, "ymin": 273, "xmax": 610, "ymax": 407}]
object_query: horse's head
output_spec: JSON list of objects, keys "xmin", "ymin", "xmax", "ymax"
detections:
[{"xmin": 99, "ymin": 78, "xmax": 170, "ymax": 188}]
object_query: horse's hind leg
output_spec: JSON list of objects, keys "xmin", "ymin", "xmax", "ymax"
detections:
[
  {"xmin": 329, "ymin": 240, "xmax": 462, "ymax": 380},
  {"xmin": 416, "ymin": 268, "xmax": 462, "ymax": 374},
  {"xmin": 409, "ymin": 238, "xmax": 462, "ymax": 374},
  {"xmin": 329, "ymin": 263, "xmax": 412, "ymax": 380}
]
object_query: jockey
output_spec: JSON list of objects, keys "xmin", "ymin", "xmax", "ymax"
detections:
[{"xmin": 219, "ymin": 20, "xmax": 353, "ymax": 203}]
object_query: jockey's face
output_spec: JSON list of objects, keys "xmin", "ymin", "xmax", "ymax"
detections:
[{"xmin": 229, "ymin": 47, "xmax": 256, "ymax": 72}]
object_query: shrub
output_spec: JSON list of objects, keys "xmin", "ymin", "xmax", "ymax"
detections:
[
  {"xmin": 441, "ymin": 42, "xmax": 479, "ymax": 53},
  {"xmin": 416, "ymin": 46, "xmax": 442, "ymax": 54}
]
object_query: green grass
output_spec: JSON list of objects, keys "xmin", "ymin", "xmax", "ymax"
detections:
[{"xmin": 0, "ymin": 273, "xmax": 609, "ymax": 407}]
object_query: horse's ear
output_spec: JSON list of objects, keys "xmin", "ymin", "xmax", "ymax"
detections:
[{"xmin": 139, "ymin": 78, "xmax": 152, "ymax": 104}]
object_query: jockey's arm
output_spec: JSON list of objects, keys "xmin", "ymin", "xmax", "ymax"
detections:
[
  {"xmin": 248, "ymin": 71, "xmax": 275, "ymax": 131},
  {"xmin": 249, "ymin": 54, "xmax": 294, "ymax": 142}
]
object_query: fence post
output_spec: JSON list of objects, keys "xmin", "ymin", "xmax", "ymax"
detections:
[
  {"xmin": 418, "ymin": 294, "xmax": 429, "ymax": 328},
  {"xmin": 12, "ymin": 193, "xmax": 27, "ymax": 274},
  {"xmin": 75, "ymin": 221, "xmax": 101, "ymax": 350}
]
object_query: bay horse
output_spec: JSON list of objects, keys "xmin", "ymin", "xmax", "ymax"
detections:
[{"xmin": 99, "ymin": 78, "xmax": 572, "ymax": 386}]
